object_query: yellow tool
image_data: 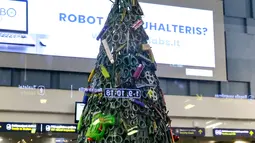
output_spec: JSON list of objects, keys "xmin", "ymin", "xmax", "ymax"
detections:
[
  {"xmin": 120, "ymin": 9, "xmax": 127, "ymax": 23},
  {"xmin": 100, "ymin": 65, "xmax": 110, "ymax": 78},
  {"xmin": 116, "ymin": 43, "xmax": 127, "ymax": 53},
  {"xmin": 148, "ymin": 49, "xmax": 155, "ymax": 62},
  {"xmin": 88, "ymin": 68, "xmax": 95, "ymax": 82},
  {"xmin": 132, "ymin": 0, "xmax": 136, "ymax": 6},
  {"xmin": 141, "ymin": 44, "xmax": 151, "ymax": 51},
  {"xmin": 147, "ymin": 89, "xmax": 153, "ymax": 98},
  {"xmin": 121, "ymin": 119, "xmax": 128, "ymax": 131},
  {"xmin": 153, "ymin": 121, "xmax": 157, "ymax": 132}
]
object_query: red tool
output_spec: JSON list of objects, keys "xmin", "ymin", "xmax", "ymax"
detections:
[{"xmin": 132, "ymin": 19, "xmax": 143, "ymax": 30}]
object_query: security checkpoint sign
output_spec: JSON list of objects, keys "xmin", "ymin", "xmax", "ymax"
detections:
[{"xmin": 213, "ymin": 128, "xmax": 255, "ymax": 137}]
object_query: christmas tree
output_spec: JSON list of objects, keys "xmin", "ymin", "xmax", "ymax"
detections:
[{"xmin": 77, "ymin": 0, "xmax": 178, "ymax": 142}]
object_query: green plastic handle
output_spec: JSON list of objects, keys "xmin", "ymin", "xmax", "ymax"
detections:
[{"xmin": 85, "ymin": 113, "xmax": 115, "ymax": 141}]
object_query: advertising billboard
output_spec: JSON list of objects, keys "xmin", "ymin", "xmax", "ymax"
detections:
[{"xmin": 0, "ymin": 0, "xmax": 226, "ymax": 81}]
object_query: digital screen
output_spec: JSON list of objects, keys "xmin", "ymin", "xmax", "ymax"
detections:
[
  {"xmin": 0, "ymin": 0, "xmax": 226, "ymax": 81},
  {"xmin": 0, "ymin": 0, "xmax": 27, "ymax": 32},
  {"xmin": 75, "ymin": 102, "xmax": 85, "ymax": 123},
  {"xmin": 26, "ymin": 0, "xmax": 214, "ymax": 67}
]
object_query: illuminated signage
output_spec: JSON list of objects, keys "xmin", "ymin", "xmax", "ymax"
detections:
[
  {"xmin": 215, "ymin": 94, "xmax": 255, "ymax": 100},
  {"xmin": 172, "ymin": 127, "xmax": 205, "ymax": 137},
  {"xmin": 18, "ymin": 85, "xmax": 46, "ymax": 96},
  {"xmin": 0, "ymin": 0, "xmax": 214, "ymax": 68},
  {"xmin": 0, "ymin": 122, "xmax": 39, "ymax": 133},
  {"xmin": 0, "ymin": 122, "xmax": 77, "ymax": 134},
  {"xmin": 104, "ymin": 88, "xmax": 141, "ymax": 98},
  {"xmin": 56, "ymin": 138, "xmax": 69, "ymax": 143},
  {"xmin": 42, "ymin": 124, "xmax": 77, "ymax": 133},
  {"xmin": 213, "ymin": 128, "xmax": 255, "ymax": 137}
]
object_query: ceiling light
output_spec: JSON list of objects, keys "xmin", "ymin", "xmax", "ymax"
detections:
[
  {"xmin": 184, "ymin": 99, "xmax": 190, "ymax": 103},
  {"xmin": 184, "ymin": 104, "xmax": 195, "ymax": 110},
  {"xmin": 234, "ymin": 141, "xmax": 248, "ymax": 143},
  {"xmin": 40, "ymin": 99, "xmax": 47, "ymax": 104},
  {"xmin": 0, "ymin": 138, "xmax": 2, "ymax": 142},
  {"xmin": 206, "ymin": 120, "xmax": 214, "ymax": 124},
  {"xmin": 205, "ymin": 122, "xmax": 222, "ymax": 128}
]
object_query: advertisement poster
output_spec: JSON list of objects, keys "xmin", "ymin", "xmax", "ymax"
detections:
[{"xmin": 0, "ymin": 0, "xmax": 215, "ymax": 68}]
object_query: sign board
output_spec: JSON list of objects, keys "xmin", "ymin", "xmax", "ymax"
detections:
[
  {"xmin": 0, "ymin": 122, "xmax": 77, "ymax": 134},
  {"xmin": 172, "ymin": 127, "xmax": 205, "ymax": 137},
  {"xmin": 213, "ymin": 128, "xmax": 255, "ymax": 137},
  {"xmin": 0, "ymin": 122, "xmax": 39, "ymax": 133},
  {"xmin": 41, "ymin": 124, "xmax": 77, "ymax": 133}
]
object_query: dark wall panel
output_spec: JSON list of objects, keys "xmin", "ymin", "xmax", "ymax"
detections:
[
  {"xmin": 224, "ymin": 0, "xmax": 248, "ymax": 18},
  {"xmin": 0, "ymin": 69, "xmax": 11, "ymax": 86},
  {"xmin": 20, "ymin": 70, "xmax": 51, "ymax": 88},
  {"xmin": 220, "ymin": 81, "xmax": 249, "ymax": 95},
  {"xmin": 252, "ymin": 0, "xmax": 255, "ymax": 18},
  {"xmin": 167, "ymin": 79, "xmax": 189, "ymax": 96},
  {"xmin": 197, "ymin": 81, "xmax": 219, "ymax": 97},
  {"xmin": 59, "ymin": 73, "xmax": 88, "ymax": 90},
  {"xmin": 50, "ymin": 72, "xmax": 60, "ymax": 89},
  {"xmin": 189, "ymin": 81, "xmax": 199, "ymax": 96},
  {"xmin": 189, "ymin": 81, "xmax": 219, "ymax": 97},
  {"xmin": 224, "ymin": 0, "xmax": 255, "ymax": 96},
  {"xmin": 224, "ymin": 17, "xmax": 246, "ymax": 33},
  {"xmin": 225, "ymin": 32, "xmax": 253, "ymax": 82},
  {"xmin": 246, "ymin": 18, "xmax": 255, "ymax": 34},
  {"xmin": 159, "ymin": 78, "xmax": 168, "ymax": 94},
  {"xmin": 11, "ymin": 69, "xmax": 21, "ymax": 87},
  {"xmin": 226, "ymin": 32, "xmax": 253, "ymax": 60}
]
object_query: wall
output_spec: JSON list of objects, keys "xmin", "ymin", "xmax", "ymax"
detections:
[
  {"xmin": 224, "ymin": 0, "xmax": 255, "ymax": 94},
  {"xmin": 0, "ymin": 0, "xmax": 250, "ymax": 98},
  {"xmin": 0, "ymin": 87, "xmax": 83, "ymax": 124},
  {"xmin": 0, "ymin": 0, "xmax": 252, "ymax": 98},
  {"xmin": 1, "ymin": 87, "xmax": 255, "ymax": 137},
  {"xmin": 0, "ymin": 68, "xmax": 251, "ymax": 98},
  {"xmin": 0, "ymin": 86, "xmax": 255, "ymax": 122}
]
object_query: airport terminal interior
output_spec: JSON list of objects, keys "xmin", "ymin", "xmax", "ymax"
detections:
[{"xmin": 1, "ymin": 0, "xmax": 255, "ymax": 143}]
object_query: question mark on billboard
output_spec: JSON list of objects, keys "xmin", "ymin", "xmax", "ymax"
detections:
[{"xmin": 203, "ymin": 28, "xmax": 208, "ymax": 35}]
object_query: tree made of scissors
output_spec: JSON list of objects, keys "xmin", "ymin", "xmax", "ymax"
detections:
[{"xmin": 77, "ymin": 0, "xmax": 175, "ymax": 142}]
